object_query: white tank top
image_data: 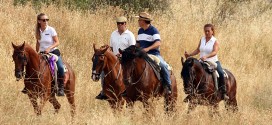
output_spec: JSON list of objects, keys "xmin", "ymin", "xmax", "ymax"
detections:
[{"xmin": 199, "ymin": 36, "xmax": 218, "ymax": 62}]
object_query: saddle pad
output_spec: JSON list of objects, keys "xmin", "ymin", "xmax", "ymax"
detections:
[{"xmin": 147, "ymin": 54, "xmax": 172, "ymax": 71}]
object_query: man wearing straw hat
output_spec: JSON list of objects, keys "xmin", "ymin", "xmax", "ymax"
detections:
[
  {"xmin": 136, "ymin": 12, "xmax": 172, "ymax": 94},
  {"xmin": 96, "ymin": 16, "xmax": 136, "ymax": 100}
]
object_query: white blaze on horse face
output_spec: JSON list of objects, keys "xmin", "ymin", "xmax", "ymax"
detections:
[{"xmin": 92, "ymin": 70, "xmax": 97, "ymax": 80}]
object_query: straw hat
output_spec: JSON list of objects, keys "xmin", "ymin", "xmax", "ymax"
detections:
[
  {"xmin": 137, "ymin": 12, "xmax": 152, "ymax": 21},
  {"xmin": 116, "ymin": 16, "xmax": 127, "ymax": 22}
]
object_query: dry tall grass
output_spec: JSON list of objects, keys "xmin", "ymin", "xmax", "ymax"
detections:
[{"xmin": 0, "ymin": 0, "xmax": 271, "ymax": 124}]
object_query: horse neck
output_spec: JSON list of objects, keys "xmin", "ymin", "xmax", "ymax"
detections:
[
  {"xmin": 25, "ymin": 46, "xmax": 40, "ymax": 75},
  {"xmin": 192, "ymin": 61, "xmax": 206, "ymax": 84},
  {"xmin": 103, "ymin": 51, "xmax": 120, "ymax": 76},
  {"xmin": 133, "ymin": 57, "xmax": 147, "ymax": 78}
]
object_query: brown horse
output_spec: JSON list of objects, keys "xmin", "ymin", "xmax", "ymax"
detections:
[
  {"xmin": 119, "ymin": 45, "xmax": 177, "ymax": 112},
  {"xmin": 91, "ymin": 44, "xmax": 125, "ymax": 109},
  {"xmin": 181, "ymin": 57, "xmax": 238, "ymax": 114},
  {"xmin": 12, "ymin": 42, "xmax": 76, "ymax": 117}
]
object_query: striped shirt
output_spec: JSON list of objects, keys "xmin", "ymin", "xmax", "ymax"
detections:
[{"xmin": 137, "ymin": 25, "xmax": 161, "ymax": 55}]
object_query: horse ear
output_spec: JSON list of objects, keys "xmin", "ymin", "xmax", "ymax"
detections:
[
  {"xmin": 101, "ymin": 46, "xmax": 108, "ymax": 54},
  {"xmin": 93, "ymin": 43, "xmax": 96, "ymax": 51},
  {"xmin": 19, "ymin": 41, "xmax": 25, "ymax": 50},
  {"xmin": 188, "ymin": 59, "xmax": 194, "ymax": 66},
  {"xmin": 12, "ymin": 42, "xmax": 16, "ymax": 49},
  {"xmin": 118, "ymin": 48, "xmax": 123, "ymax": 54},
  {"xmin": 181, "ymin": 57, "xmax": 185, "ymax": 66}
]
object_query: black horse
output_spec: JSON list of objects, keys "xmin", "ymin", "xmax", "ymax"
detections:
[{"xmin": 181, "ymin": 57, "xmax": 238, "ymax": 114}]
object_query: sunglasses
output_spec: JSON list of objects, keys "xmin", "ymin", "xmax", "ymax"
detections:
[
  {"xmin": 39, "ymin": 19, "xmax": 49, "ymax": 22},
  {"xmin": 117, "ymin": 22, "xmax": 125, "ymax": 25}
]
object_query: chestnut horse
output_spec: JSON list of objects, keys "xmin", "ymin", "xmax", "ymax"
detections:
[
  {"xmin": 181, "ymin": 57, "xmax": 238, "ymax": 114},
  {"xmin": 12, "ymin": 42, "xmax": 76, "ymax": 116},
  {"xmin": 91, "ymin": 44, "xmax": 125, "ymax": 109},
  {"xmin": 119, "ymin": 45, "xmax": 177, "ymax": 112}
]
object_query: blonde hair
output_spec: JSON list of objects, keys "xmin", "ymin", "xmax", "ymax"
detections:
[{"xmin": 35, "ymin": 13, "xmax": 46, "ymax": 40}]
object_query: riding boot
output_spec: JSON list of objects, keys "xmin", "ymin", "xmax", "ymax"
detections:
[
  {"xmin": 21, "ymin": 87, "xmax": 27, "ymax": 94},
  {"xmin": 95, "ymin": 91, "xmax": 108, "ymax": 100},
  {"xmin": 57, "ymin": 78, "xmax": 65, "ymax": 96},
  {"xmin": 220, "ymin": 78, "xmax": 229, "ymax": 100}
]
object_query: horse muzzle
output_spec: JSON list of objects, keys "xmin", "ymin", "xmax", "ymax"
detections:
[
  {"xmin": 92, "ymin": 71, "xmax": 100, "ymax": 82},
  {"xmin": 15, "ymin": 71, "xmax": 24, "ymax": 81}
]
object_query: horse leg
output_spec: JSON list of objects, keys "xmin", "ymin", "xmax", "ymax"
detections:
[
  {"xmin": 39, "ymin": 92, "xmax": 50, "ymax": 115},
  {"xmin": 225, "ymin": 97, "xmax": 238, "ymax": 112},
  {"xmin": 187, "ymin": 101, "xmax": 197, "ymax": 114},
  {"xmin": 49, "ymin": 95, "xmax": 61, "ymax": 113},
  {"xmin": 65, "ymin": 89, "xmax": 76, "ymax": 117},
  {"xmin": 208, "ymin": 104, "xmax": 219, "ymax": 117},
  {"xmin": 27, "ymin": 94, "xmax": 41, "ymax": 115}
]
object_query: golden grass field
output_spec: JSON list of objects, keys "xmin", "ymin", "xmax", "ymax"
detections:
[{"xmin": 0, "ymin": 0, "xmax": 271, "ymax": 124}]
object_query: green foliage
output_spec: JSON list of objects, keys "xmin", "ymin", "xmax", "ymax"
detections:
[{"xmin": 13, "ymin": 0, "xmax": 171, "ymax": 13}]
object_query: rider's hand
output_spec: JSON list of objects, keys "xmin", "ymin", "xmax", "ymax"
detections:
[
  {"xmin": 184, "ymin": 51, "xmax": 190, "ymax": 58},
  {"xmin": 200, "ymin": 56, "xmax": 207, "ymax": 61},
  {"xmin": 142, "ymin": 48, "xmax": 149, "ymax": 53},
  {"xmin": 45, "ymin": 48, "xmax": 51, "ymax": 54}
]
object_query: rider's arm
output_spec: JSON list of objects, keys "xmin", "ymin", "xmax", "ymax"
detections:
[
  {"xmin": 186, "ymin": 39, "xmax": 201, "ymax": 57},
  {"xmin": 143, "ymin": 41, "xmax": 161, "ymax": 52},
  {"xmin": 50, "ymin": 36, "xmax": 60, "ymax": 49}
]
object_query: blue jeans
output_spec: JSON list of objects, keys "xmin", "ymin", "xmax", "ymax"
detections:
[
  {"xmin": 56, "ymin": 56, "xmax": 65, "ymax": 77},
  {"xmin": 155, "ymin": 55, "xmax": 171, "ymax": 86},
  {"xmin": 215, "ymin": 61, "xmax": 224, "ymax": 80}
]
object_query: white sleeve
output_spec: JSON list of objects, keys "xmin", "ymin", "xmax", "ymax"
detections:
[
  {"xmin": 110, "ymin": 34, "xmax": 113, "ymax": 47},
  {"xmin": 51, "ymin": 27, "xmax": 57, "ymax": 36},
  {"xmin": 129, "ymin": 32, "xmax": 136, "ymax": 45}
]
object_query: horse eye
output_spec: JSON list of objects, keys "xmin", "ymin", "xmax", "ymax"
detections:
[{"xmin": 99, "ymin": 56, "xmax": 104, "ymax": 60}]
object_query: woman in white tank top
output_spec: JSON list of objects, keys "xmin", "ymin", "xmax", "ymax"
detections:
[{"xmin": 184, "ymin": 24, "xmax": 229, "ymax": 100}]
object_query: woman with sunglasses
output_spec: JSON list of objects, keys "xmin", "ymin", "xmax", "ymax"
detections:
[
  {"xmin": 184, "ymin": 24, "xmax": 229, "ymax": 100},
  {"xmin": 22, "ymin": 13, "xmax": 65, "ymax": 96}
]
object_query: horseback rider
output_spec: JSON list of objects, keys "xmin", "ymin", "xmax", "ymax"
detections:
[
  {"xmin": 184, "ymin": 24, "xmax": 229, "ymax": 100},
  {"xmin": 22, "ymin": 13, "xmax": 65, "ymax": 96},
  {"xmin": 95, "ymin": 16, "xmax": 136, "ymax": 100},
  {"xmin": 136, "ymin": 12, "xmax": 172, "ymax": 94}
]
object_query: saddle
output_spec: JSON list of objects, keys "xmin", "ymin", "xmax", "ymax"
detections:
[
  {"xmin": 144, "ymin": 54, "xmax": 172, "ymax": 82},
  {"xmin": 202, "ymin": 61, "xmax": 228, "ymax": 91},
  {"xmin": 41, "ymin": 53, "xmax": 68, "ymax": 91}
]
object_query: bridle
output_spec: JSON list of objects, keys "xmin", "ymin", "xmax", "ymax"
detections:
[
  {"xmin": 92, "ymin": 53, "xmax": 122, "ymax": 80},
  {"xmin": 13, "ymin": 50, "xmax": 28, "ymax": 78}
]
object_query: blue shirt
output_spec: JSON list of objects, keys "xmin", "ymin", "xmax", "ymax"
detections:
[{"xmin": 137, "ymin": 25, "xmax": 161, "ymax": 55}]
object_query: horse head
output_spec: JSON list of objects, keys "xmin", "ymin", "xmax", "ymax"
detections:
[
  {"xmin": 91, "ymin": 44, "xmax": 109, "ymax": 82},
  {"xmin": 119, "ymin": 45, "xmax": 146, "ymax": 85},
  {"xmin": 181, "ymin": 57, "xmax": 203, "ymax": 94},
  {"xmin": 12, "ymin": 42, "xmax": 28, "ymax": 81}
]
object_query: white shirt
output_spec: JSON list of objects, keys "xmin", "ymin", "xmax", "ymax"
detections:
[
  {"xmin": 199, "ymin": 36, "xmax": 219, "ymax": 62},
  {"xmin": 110, "ymin": 29, "xmax": 136, "ymax": 55},
  {"xmin": 39, "ymin": 26, "xmax": 57, "ymax": 52}
]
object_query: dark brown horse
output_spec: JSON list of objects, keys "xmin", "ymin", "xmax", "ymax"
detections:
[
  {"xmin": 181, "ymin": 57, "xmax": 238, "ymax": 114},
  {"xmin": 91, "ymin": 44, "xmax": 125, "ymax": 109},
  {"xmin": 119, "ymin": 45, "xmax": 177, "ymax": 112},
  {"xmin": 12, "ymin": 42, "xmax": 76, "ymax": 117}
]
